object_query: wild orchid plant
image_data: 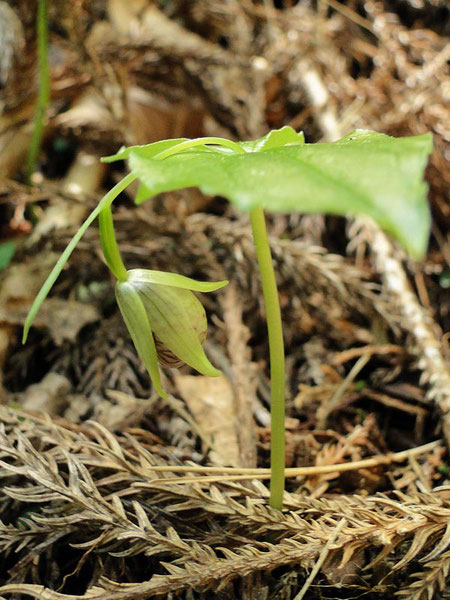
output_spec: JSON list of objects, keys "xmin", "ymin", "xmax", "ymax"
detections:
[{"xmin": 24, "ymin": 126, "xmax": 432, "ymax": 510}]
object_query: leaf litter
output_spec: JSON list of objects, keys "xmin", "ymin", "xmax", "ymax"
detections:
[{"xmin": 0, "ymin": 0, "xmax": 449, "ymax": 598}]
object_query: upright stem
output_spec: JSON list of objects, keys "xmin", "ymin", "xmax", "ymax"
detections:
[
  {"xmin": 99, "ymin": 205, "xmax": 128, "ymax": 282},
  {"xmin": 250, "ymin": 207, "xmax": 285, "ymax": 510},
  {"xmin": 27, "ymin": 0, "xmax": 50, "ymax": 183}
]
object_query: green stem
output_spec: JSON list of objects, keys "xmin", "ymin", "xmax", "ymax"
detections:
[
  {"xmin": 27, "ymin": 0, "xmax": 50, "ymax": 183},
  {"xmin": 99, "ymin": 205, "xmax": 128, "ymax": 282},
  {"xmin": 250, "ymin": 207, "xmax": 285, "ymax": 511},
  {"xmin": 23, "ymin": 172, "xmax": 137, "ymax": 343}
]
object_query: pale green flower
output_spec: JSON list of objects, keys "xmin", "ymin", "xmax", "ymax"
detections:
[{"xmin": 115, "ymin": 269, "xmax": 227, "ymax": 397}]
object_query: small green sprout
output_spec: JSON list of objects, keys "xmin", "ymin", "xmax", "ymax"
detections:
[
  {"xmin": 437, "ymin": 463, "xmax": 449, "ymax": 475},
  {"xmin": 0, "ymin": 241, "xmax": 16, "ymax": 271},
  {"xmin": 24, "ymin": 126, "xmax": 432, "ymax": 511}
]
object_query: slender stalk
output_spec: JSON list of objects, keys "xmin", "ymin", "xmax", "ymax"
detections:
[
  {"xmin": 99, "ymin": 205, "xmax": 128, "ymax": 282},
  {"xmin": 23, "ymin": 172, "xmax": 137, "ymax": 343},
  {"xmin": 250, "ymin": 207, "xmax": 285, "ymax": 510},
  {"xmin": 155, "ymin": 138, "xmax": 288, "ymax": 506},
  {"xmin": 27, "ymin": 0, "xmax": 50, "ymax": 182}
]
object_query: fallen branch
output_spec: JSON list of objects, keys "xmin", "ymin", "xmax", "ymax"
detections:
[{"xmin": 133, "ymin": 440, "xmax": 441, "ymax": 485}]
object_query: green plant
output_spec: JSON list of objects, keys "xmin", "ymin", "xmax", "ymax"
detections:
[
  {"xmin": 23, "ymin": 126, "xmax": 432, "ymax": 510},
  {"xmin": 100, "ymin": 200, "xmax": 227, "ymax": 398},
  {"xmin": 27, "ymin": 0, "xmax": 50, "ymax": 183},
  {"xmin": 0, "ymin": 241, "xmax": 16, "ymax": 271}
]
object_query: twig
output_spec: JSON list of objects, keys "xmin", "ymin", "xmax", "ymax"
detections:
[
  {"xmin": 133, "ymin": 440, "xmax": 441, "ymax": 485},
  {"xmin": 221, "ymin": 284, "xmax": 258, "ymax": 468},
  {"xmin": 369, "ymin": 225, "xmax": 450, "ymax": 449},
  {"xmin": 316, "ymin": 353, "xmax": 370, "ymax": 428},
  {"xmin": 293, "ymin": 518, "xmax": 347, "ymax": 600},
  {"xmin": 323, "ymin": 0, "xmax": 374, "ymax": 33},
  {"xmin": 331, "ymin": 344, "xmax": 404, "ymax": 365}
]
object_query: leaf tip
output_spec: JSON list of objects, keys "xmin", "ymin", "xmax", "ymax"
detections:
[
  {"xmin": 155, "ymin": 383, "xmax": 168, "ymax": 398},
  {"xmin": 205, "ymin": 366, "xmax": 222, "ymax": 378}
]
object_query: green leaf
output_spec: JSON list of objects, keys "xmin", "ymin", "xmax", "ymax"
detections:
[
  {"xmin": 98, "ymin": 205, "xmax": 128, "ymax": 282},
  {"xmin": 115, "ymin": 281, "xmax": 166, "ymax": 397},
  {"xmin": 135, "ymin": 182, "xmax": 153, "ymax": 204},
  {"xmin": 102, "ymin": 139, "xmax": 188, "ymax": 163},
  {"xmin": 0, "ymin": 241, "xmax": 16, "ymax": 271},
  {"xmin": 125, "ymin": 129, "xmax": 432, "ymax": 258},
  {"xmin": 127, "ymin": 269, "xmax": 228, "ymax": 292},
  {"xmin": 240, "ymin": 126, "xmax": 304, "ymax": 152}
]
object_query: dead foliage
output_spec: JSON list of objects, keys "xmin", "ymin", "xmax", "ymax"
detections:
[
  {"xmin": 0, "ymin": 407, "xmax": 448, "ymax": 599},
  {"xmin": 0, "ymin": 0, "xmax": 449, "ymax": 598}
]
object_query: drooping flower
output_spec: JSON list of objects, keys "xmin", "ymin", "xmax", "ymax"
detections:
[{"xmin": 115, "ymin": 268, "xmax": 227, "ymax": 397}]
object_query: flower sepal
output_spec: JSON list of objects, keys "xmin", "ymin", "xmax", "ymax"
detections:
[{"xmin": 115, "ymin": 270, "xmax": 228, "ymax": 396}]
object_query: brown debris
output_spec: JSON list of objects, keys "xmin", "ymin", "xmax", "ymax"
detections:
[
  {"xmin": 0, "ymin": 407, "xmax": 447, "ymax": 599},
  {"xmin": 221, "ymin": 284, "xmax": 258, "ymax": 468},
  {"xmin": 1, "ymin": 0, "xmax": 449, "ymax": 598},
  {"xmin": 176, "ymin": 374, "xmax": 242, "ymax": 467}
]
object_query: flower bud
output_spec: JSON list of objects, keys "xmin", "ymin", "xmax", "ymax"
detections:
[
  {"xmin": 115, "ymin": 269, "xmax": 227, "ymax": 397},
  {"xmin": 154, "ymin": 294, "xmax": 207, "ymax": 367}
]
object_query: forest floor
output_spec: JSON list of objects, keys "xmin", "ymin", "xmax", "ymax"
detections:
[{"xmin": 0, "ymin": 1, "xmax": 449, "ymax": 598}]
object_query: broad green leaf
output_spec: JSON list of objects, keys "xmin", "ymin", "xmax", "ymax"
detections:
[
  {"xmin": 103, "ymin": 137, "xmax": 238, "ymax": 168},
  {"xmin": 127, "ymin": 269, "xmax": 228, "ymax": 292},
  {"xmin": 0, "ymin": 241, "xmax": 15, "ymax": 271},
  {"xmin": 115, "ymin": 281, "xmax": 166, "ymax": 397},
  {"xmin": 103, "ymin": 128, "xmax": 304, "ymax": 164},
  {"xmin": 126, "ymin": 129, "xmax": 432, "ymax": 258}
]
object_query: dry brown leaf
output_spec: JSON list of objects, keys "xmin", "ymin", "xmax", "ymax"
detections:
[
  {"xmin": 176, "ymin": 374, "xmax": 241, "ymax": 467},
  {"xmin": 26, "ymin": 200, "xmax": 88, "ymax": 246},
  {"xmin": 95, "ymin": 390, "xmax": 147, "ymax": 431},
  {"xmin": 0, "ymin": 252, "xmax": 61, "ymax": 303},
  {"xmin": 0, "ymin": 252, "xmax": 100, "ymax": 344},
  {"xmin": 0, "ymin": 295, "xmax": 99, "ymax": 345},
  {"xmin": 21, "ymin": 372, "xmax": 71, "ymax": 415}
]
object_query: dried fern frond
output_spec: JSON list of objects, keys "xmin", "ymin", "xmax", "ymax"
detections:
[
  {"xmin": 397, "ymin": 549, "xmax": 450, "ymax": 600},
  {"xmin": 0, "ymin": 406, "xmax": 449, "ymax": 598}
]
